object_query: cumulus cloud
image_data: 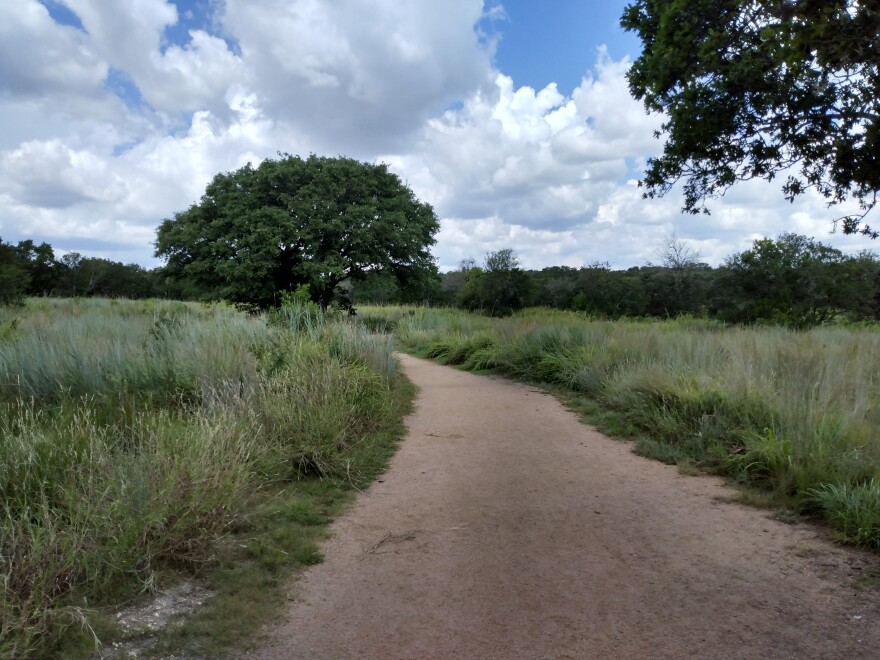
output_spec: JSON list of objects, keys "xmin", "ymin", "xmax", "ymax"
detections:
[
  {"xmin": 0, "ymin": 2, "xmax": 877, "ymax": 271},
  {"xmin": 0, "ymin": 92, "xmax": 286, "ymax": 263},
  {"xmin": 0, "ymin": 139, "xmax": 127, "ymax": 208},
  {"xmin": 381, "ymin": 52, "xmax": 671, "ymax": 268},
  {"xmin": 385, "ymin": 53, "xmax": 663, "ymax": 235},
  {"xmin": 61, "ymin": 0, "xmax": 243, "ymax": 115},
  {"xmin": 384, "ymin": 48, "xmax": 880, "ymax": 270},
  {"xmin": 221, "ymin": 0, "xmax": 497, "ymax": 153},
  {"xmin": 0, "ymin": 1, "xmax": 106, "ymax": 97}
]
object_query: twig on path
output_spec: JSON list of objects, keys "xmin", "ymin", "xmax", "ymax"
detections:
[{"xmin": 362, "ymin": 530, "xmax": 418, "ymax": 556}]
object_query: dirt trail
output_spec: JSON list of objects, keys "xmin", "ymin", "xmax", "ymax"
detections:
[{"xmin": 252, "ymin": 355, "xmax": 880, "ymax": 659}]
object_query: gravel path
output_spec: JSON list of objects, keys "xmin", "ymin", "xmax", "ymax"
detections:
[{"xmin": 252, "ymin": 354, "xmax": 880, "ymax": 659}]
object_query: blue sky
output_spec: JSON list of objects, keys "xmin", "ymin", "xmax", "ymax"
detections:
[
  {"xmin": 493, "ymin": 1, "xmax": 640, "ymax": 94},
  {"xmin": 1, "ymin": 1, "xmax": 875, "ymax": 270}
]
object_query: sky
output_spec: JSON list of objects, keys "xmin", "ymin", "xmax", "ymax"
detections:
[{"xmin": 1, "ymin": 0, "xmax": 877, "ymax": 272}]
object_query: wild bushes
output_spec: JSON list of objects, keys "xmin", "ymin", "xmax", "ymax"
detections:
[
  {"xmin": 384, "ymin": 306, "xmax": 880, "ymax": 548},
  {"xmin": 0, "ymin": 298, "xmax": 401, "ymax": 657}
]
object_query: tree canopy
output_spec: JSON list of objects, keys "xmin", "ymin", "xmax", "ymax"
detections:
[
  {"xmin": 457, "ymin": 249, "xmax": 531, "ymax": 317},
  {"xmin": 0, "ymin": 237, "xmax": 163, "ymax": 302},
  {"xmin": 719, "ymin": 233, "xmax": 864, "ymax": 328},
  {"xmin": 622, "ymin": 1, "xmax": 880, "ymax": 234},
  {"xmin": 0, "ymin": 238, "xmax": 29, "ymax": 305},
  {"xmin": 155, "ymin": 154, "xmax": 440, "ymax": 309}
]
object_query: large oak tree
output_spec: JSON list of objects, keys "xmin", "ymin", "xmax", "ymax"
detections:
[
  {"xmin": 622, "ymin": 1, "xmax": 880, "ymax": 234},
  {"xmin": 155, "ymin": 154, "xmax": 440, "ymax": 308}
]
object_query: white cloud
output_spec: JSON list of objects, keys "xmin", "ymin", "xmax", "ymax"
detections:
[
  {"xmin": 385, "ymin": 49, "xmax": 880, "ymax": 271},
  {"xmin": 382, "ymin": 54, "xmax": 668, "ymax": 268},
  {"xmin": 1, "ymin": 2, "xmax": 877, "ymax": 272},
  {"xmin": 221, "ymin": 0, "xmax": 496, "ymax": 153},
  {"xmin": 61, "ymin": 0, "xmax": 243, "ymax": 115},
  {"xmin": 0, "ymin": 94, "xmax": 287, "ymax": 263},
  {"xmin": 0, "ymin": 139, "xmax": 127, "ymax": 208},
  {"xmin": 0, "ymin": 1, "xmax": 107, "ymax": 97}
]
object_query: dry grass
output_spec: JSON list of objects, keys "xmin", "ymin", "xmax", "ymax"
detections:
[{"xmin": 0, "ymin": 298, "xmax": 407, "ymax": 658}]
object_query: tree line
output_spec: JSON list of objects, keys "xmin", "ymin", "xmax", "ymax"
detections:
[
  {"xmin": 4, "ymin": 149, "xmax": 879, "ymax": 331},
  {"xmin": 354, "ymin": 234, "xmax": 880, "ymax": 329},
  {"xmin": 5, "ymin": 230, "xmax": 880, "ymax": 329},
  {"xmin": 0, "ymin": 237, "xmax": 169, "ymax": 304}
]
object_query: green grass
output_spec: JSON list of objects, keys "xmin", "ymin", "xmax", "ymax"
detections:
[
  {"xmin": 358, "ymin": 304, "xmax": 880, "ymax": 549},
  {"xmin": 810, "ymin": 480, "xmax": 880, "ymax": 548},
  {"xmin": 0, "ymin": 298, "xmax": 412, "ymax": 658},
  {"xmin": 153, "ymin": 375, "xmax": 414, "ymax": 657}
]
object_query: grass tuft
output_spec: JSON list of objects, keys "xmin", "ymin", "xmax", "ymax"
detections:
[{"xmin": 809, "ymin": 480, "xmax": 880, "ymax": 548}]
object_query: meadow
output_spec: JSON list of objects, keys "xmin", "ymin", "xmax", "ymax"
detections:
[
  {"xmin": 0, "ymin": 298, "xmax": 409, "ymax": 658},
  {"xmin": 362, "ymin": 306, "xmax": 880, "ymax": 549}
]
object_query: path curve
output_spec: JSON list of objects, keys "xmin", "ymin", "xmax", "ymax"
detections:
[{"xmin": 253, "ymin": 355, "xmax": 880, "ymax": 659}]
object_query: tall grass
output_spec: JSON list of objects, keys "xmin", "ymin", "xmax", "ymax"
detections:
[
  {"xmin": 0, "ymin": 298, "xmax": 402, "ymax": 657},
  {"xmin": 370, "ymin": 305, "xmax": 880, "ymax": 548}
]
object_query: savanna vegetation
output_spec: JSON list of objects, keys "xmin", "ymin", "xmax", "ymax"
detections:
[
  {"xmin": 0, "ymin": 155, "xmax": 439, "ymax": 657},
  {"xmin": 0, "ymin": 297, "xmax": 410, "ymax": 658},
  {"xmin": 362, "ymin": 305, "xmax": 880, "ymax": 550},
  {"xmin": 6, "ymin": 138, "xmax": 880, "ymax": 658},
  {"xmin": 156, "ymin": 154, "xmax": 440, "ymax": 311},
  {"xmin": 2, "ymin": 155, "xmax": 441, "ymax": 313},
  {"xmin": 354, "ymin": 234, "xmax": 880, "ymax": 329}
]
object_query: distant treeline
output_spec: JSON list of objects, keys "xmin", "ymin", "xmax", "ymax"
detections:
[
  {"xmin": 0, "ymin": 237, "xmax": 177, "ymax": 303},
  {"xmin": 5, "ymin": 232, "xmax": 880, "ymax": 329},
  {"xmin": 354, "ymin": 234, "xmax": 880, "ymax": 329}
]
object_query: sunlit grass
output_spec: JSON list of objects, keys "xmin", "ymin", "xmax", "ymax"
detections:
[{"xmin": 0, "ymin": 298, "xmax": 407, "ymax": 658}]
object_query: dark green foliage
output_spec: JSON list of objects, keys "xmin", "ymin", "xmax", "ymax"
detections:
[
  {"xmin": 845, "ymin": 251, "xmax": 880, "ymax": 321},
  {"xmin": 352, "ymin": 269, "xmax": 441, "ymax": 305},
  {"xmin": 529, "ymin": 263, "xmax": 649, "ymax": 318},
  {"xmin": 434, "ymin": 234, "xmax": 878, "ymax": 328},
  {"xmin": 155, "ymin": 154, "xmax": 440, "ymax": 309},
  {"xmin": 458, "ymin": 249, "xmax": 531, "ymax": 317},
  {"xmin": 527, "ymin": 265, "xmax": 578, "ymax": 308},
  {"xmin": 55, "ymin": 252, "xmax": 164, "ymax": 299},
  {"xmin": 481, "ymin": 249, "xmax": 531, "ymax": 317},
  {"xmin": 0, "ymin": 238, "xmax": 164, "ymax": 302},
  {"xmin": 641, "ymin": 237, "xmax": 713, "ymax": 317},
  {"xmin": 622, "ymin": 0, "xmax": 880, "ymax": 233},
  {"xmin": 0, "ymin": 238, "xmax": 29, "ymax": 304},
  {"xmin": 15, "ymin": 240, "xmax": 56, "ymax": 296},
  {"xmin": 719, "ymin": 233, "xmax": 864, "ymax": 328}
]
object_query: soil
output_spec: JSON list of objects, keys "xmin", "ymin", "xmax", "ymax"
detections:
[
  {"xmin": 101, "ymin": 581, "xmax": 211, "ymax": 659},
  {"xmin": 250, "ymin": 354, "xmax": 880, "ymax": 659}
]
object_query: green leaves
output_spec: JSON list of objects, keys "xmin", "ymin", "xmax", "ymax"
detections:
[
  {"xmin": 718, "ymin": 233, "xmax": 863, "ymax": 328},
  {"xmin": 622, "ymin": 0, "xmax": 880, "ymax": 229},
  {"xmin": 155, "ymin": 155, "xmax": 440, "ymax": 309},
  {"xmin": 457, "ymin": 249, "xmax": 531, "ymax": 317}
]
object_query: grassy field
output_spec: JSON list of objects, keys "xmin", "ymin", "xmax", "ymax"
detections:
[
  {"xmin": 360, "ymin": 306, "xmax": 880, "ymax": 549},
  {"xmin": 0, "ymin": 298, "xmax": 411, "ymax": 658}
]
